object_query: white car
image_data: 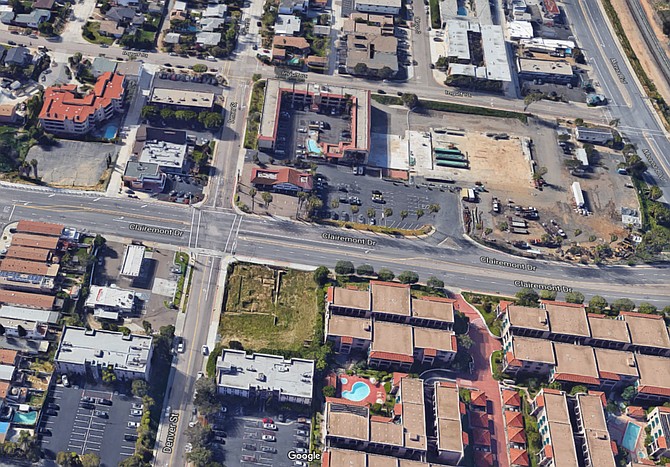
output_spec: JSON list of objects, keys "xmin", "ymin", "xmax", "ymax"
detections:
[
  {"xmin": 184, "ymin": 443, "xmax": 193, "ymax": 453},
  {"xmin": 263, "ymin": 423, "xmax": 277, "ymax": 430},
  {"xmin": 130, "ymin": 409, "xmax": 143, "ymax": 416},
  {"xmin": 128, "ymin": 421, "xmax": 140, "ymax": 428},
  {"xmin": 261, "ymin": 435, "xmax": 276, "ymax": 442},
  {"xmin": 197, "ymin": 372, "xmax": 204, "ymax": 380},
  {"xmin": 177, "ymin": 342, "xmax": 185, "ymax": 353},
  {"xmin": 61, "ymin": 375, "xmax": 69, "ymax": 387},
  {"xmin": 132, "ymin": 403, "xmax": 144, "ymax": 410}
]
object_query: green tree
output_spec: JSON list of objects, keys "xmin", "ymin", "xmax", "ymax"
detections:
[
  {"xmin": 193, "ymin": 377, "xmax": 220, "ymax": 416},
  {"xmin": 367, "ymin": 208, "xmax": 376, "ymax": 218},
  {"xmin": 540, "ymin": 290, "xmax": 557, "ymax": 301},
  {"xmin": 516, "ymin": 288, "xmax": 539, "ymax": 306},
  {"xmin": 192, "ymin": 64, "xmax": 208, "ymax": 73},
  {"xmin": 523, "ymin": 91, "xmax": 545, "ymax": 111},
  {"xmin": 416, "ymin": 209, "xmax": 424, "ymax": 219},
  {"xmin": 569, "ymin": 385, "xmax": 588, "ymax": 395},
  {"xmin": 102, "ymin": 368, "xmax": 117, "ymax": 384},
  {"xmin": 335, "ymin": 260, "xmax": 355, "ymax": 275},
  {"xmin": 248, "ymin": 187, "xmax": 257, "ymax": 211},
  {"xmin": 30, "ymin": 159, "xmax": 38, "ymax": 179},
  {"xmin": 649, "ymin": 185, "xmax": 663, "ymax": 200},
  {"xmin": 428, "ymin": 203, "xmax": 440, "ymax": 213},
  {"xmin": 564, "ymin": 291, "xmax": 585, "ymax": 304},
  {"xmin": 400, "ymin": 210, "xmax": 408, "ymax": 220},
  {"xmin": 356, "ymin": 264, "xmax": 375, "ymax": 276},
  {"xmin": 141, "ymin": 105, "xmax": 159, "ymax": 119},
  {"xmin": 401, "ymin": 93, "xmax": 419, "ymax": 109},
  {"xmin": 175, "ymin": 110, "xmax": 197, "ymax": 121},
  {"xmin": 186, "ymin": 423, "xmax": 212, "ymax": 448},
  {"xmin": 588, "ymin": 295, "xmax": 608, "ymax": 313},
  {"xmin": 56, "ymin": 451, "xmax": 79, "ymax": 466},
  {"xmin": 80, "ymin": 452, "xmax": 101, "ymax": 467},
  {"xmin": 377, "ymin": 268, "xmax": 395, "ymax": 281},
  {"xmin": 353, "ymin": 62, "xmax": 369, "ymax": 75},
  {"xmin": 132, "ymin": 379, "xmax": 149, "ymax": 398},
  {"xmin": 638, "ymin": 302, "xmax": 657, "ymax": 314},
  {"xmin": 383, "ymin": 208, "xmax": 393, "ymax": 218},
  {"xmin": 426, "ymin": 276, "xmax": 444, "ymax": 289},
  {"xmin": 457, "ymin": 334, "xmax": 473, "ymax": 349},
  {"xmin": 160, "ymin": 108, "xmax": 175, "ymax": 121},
  {"xmin": 313, "ymin": 266, "xmax": 330, "ymax": 285},
  {"xmin": 322, "ymin": 385, "xmax": 336, "ymax": 397},
  {"xmin": 397, "ymin": 270, "xmax": 419, "ymax": 284},
  {"xmin": 611, "ymin": 298, "xmax": 636, "ymax": 313},
  {"xmin": 261, "ymin": 191, "xmax": 272, "ymax": 208},
  {"xmin": 621, "ymin": 385, "xmax": 636, "ymax": 402},
  {"xmin": 187, "ymin": 446, "xmax": 214, "ymax": 467}
]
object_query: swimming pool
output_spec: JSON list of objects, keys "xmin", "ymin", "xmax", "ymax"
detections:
[
  {"xmin": 340, "ymin": 377, "xmax": 348, "ymax": 385},
  {"xmin": 342, "ymin": 381, "xmax": 371, "ymax": 402},
  {"xmin": 307, "ymin": 139, "xmax": 322, "ymax": 155},
  {"xmin": 622, "ymin": 422, "xmax": 641, "ymax": 451},
  {"xmin": 12, "ymin": 411, "xmax": 37, "ymax": 426}
]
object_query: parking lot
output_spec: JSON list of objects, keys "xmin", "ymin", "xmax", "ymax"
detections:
[
  {"xmin": 213, "ymin": 410, "xmax": 311, "ymax": 467},
  {"xmin": 40, "ymin": 383, "xmax": 143, "ymax": 465},
  {"xmin": 315, "ymin": 164, "xmax": 461, "ymax": 235}
]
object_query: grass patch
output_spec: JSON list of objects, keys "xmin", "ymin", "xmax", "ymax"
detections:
[
  {"xmin": 243, "ymin": 80, "xmax": 266, "ymax": 149},
  {"xmin": 82, "ymin": 22, "xmax": 114, "ymax": 45},
  {"xmin": 429, "ymin": 0, "xmax": 441, "ymax": 29},
  {"xmin": 371, "ymin": 95, "xmax": 529, "ymax": 122},
  {"xmin": 491, "ymin": 350, "xmax": 504, "ymax": 381},
  {"xmin": 522, "ymin": 392, "xmax": 541, "ymax": 467},
  {"xmin": 172, "ymin": 252, "xmax": 189, "ymax": 307},
  {"xmin": 220, "ymin": 264, "xmax": 319, "ymax": 352},
  {"xmin": 462, "ymin": 292, "xmax": 511, "ymax": 337},
  {"xmin": 317, "ymin": 218, "xmax": 432, "ymax": 237}
]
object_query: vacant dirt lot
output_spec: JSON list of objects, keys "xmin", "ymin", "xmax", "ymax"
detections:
[{"xmin": 220, "ymin": 264, "xmax": 319, "ymax": 352}]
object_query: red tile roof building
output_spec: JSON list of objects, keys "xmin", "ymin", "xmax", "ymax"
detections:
[
  {"xmin": 15, "ymin": 220, "xmax": 63, "ymax": 237},
  {"xmin": 250, "ymin": 167, "xmax": 313, "ymax": 193},
  {"xmin": 39, "ymin": 72, "xmax": 125, "ymax": 135}
]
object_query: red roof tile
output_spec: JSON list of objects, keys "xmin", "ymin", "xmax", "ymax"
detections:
[
  {"xmin": 508, "ymin": 426, "xmax": 526, "ymax": 444},
  {"xmin": 626, "ymin": 406, "xmax": 646, "ymax": 419},
  {"xmin": 505, "ymin": 411, "xmax": 524, "ymax": 428},
  {"xmin": 502, "ymin": 390, "xmax": 521, "ymax": 407},
  {"xmin": 509, "ymin": 448, "xmax": 530, "ymax": 466},
  {"xmin": 636, "ymin": 385, "xmax": 670, "ymax": 397},
  {"xmin": 340, "ymin": 336, "xmax": 353, "ymax": 344},
  {"xmin": 470, "ymin": 390, "xmax": 487, "ymax": 407},
  {"xmin": 368, "ymin": 351, "xmax": 414, "ymax": 363},
  {"xmin": 250, "ymin": 167, "xmax": 313, "ymax": 191},
  {"xmin": 553, "ymin": 373, "xmax": 601, "ymax": 386},
  {"xmin": 620, "ymin": 311, "xmax": 664, "ymax": 320},
  {"xmin": 423, "ymin": 348, "xmax": 437, "ymax": 357},
  {"xmin": 472, "ymin": 428, "xmax": 491, "ymax": 446},
  {"xmin": 474, "ymin": 450, "xmax": 494, "ymax": 467},
  {"xmin": 16, "ymin": 220, "xmax": 63, "ymax": 237},
  {"xmin": 392, "ymin": 372, "xmax": 409, "ymax": 387},
  {"xmin": 470, "ymin": 411, "xmax": 489, "ymax": 428},
  {"xmin": 40, "ymin": 73, "xmax": 124, "ymax": 123}
]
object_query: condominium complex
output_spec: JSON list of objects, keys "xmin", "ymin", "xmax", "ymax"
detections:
[
  {"xmin": 325, "ymin": 282, "xmax": 457, "ymax": 370},
  {"xmin": 500, "ymin": 301, "xmax": 670, "ymax": 402}
]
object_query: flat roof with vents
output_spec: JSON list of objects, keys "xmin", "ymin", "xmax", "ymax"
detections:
[
  {"xmin": 120, "ymin": 245, "xmax": 145, "ymax": 277},
  {"xmin": 150, "ymin": 88, "xmax": 215, "ymax": 109}
]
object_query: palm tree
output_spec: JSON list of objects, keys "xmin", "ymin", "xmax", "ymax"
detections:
[
  {"xmin": 249, "ymin": 188, "xmax": 257, "ymax": 212},
  {"xmin": 400, "ymin": 210, "xmax": 408, "ymax": 220},
  {"xmin": 261, "ymin": 191, "xmax": 272, "ymax": 208},
  {"xmin": 30, "ymin": 159, "xmax": 38, "ymax": 179},
  {"xmin": 416, "ymin": 209, "xmax": 424, "ymax": 219}
]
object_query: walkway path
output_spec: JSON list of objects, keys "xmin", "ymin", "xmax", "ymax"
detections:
[{"xmin": 454, "ymin": 295, "xmax": 509, "ymax": 467}]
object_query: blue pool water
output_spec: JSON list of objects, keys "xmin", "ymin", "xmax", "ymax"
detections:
[
  {"xmin": 622, "ymin": 422, "xmax": 641, "ymax": 451},
  {"xmin": 457, "ymin": 6, "xmax": 467, "ymax": 15},
  {"xmin": 340, "ymin": 377, "xmax": 348, "ymax": 385},
  {"xmin": 342, "ymin": 381, "xmax": 371, "ymax": 402},
  {"xmin": 101, "ymin": 123, "xmax": 118, "ymax": 139},
  {"xmin": 307, "ymin": 139, "xmax": 322, "ymax": 155},
  {"xmin": 12, "ymin": 411, "xmax": 37, "ymax": 425}
]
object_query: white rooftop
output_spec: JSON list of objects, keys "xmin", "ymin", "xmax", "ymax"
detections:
[
  {"xmin": 196, "ymin": 32, "xmax": 222, "ymax": 46},
  {"xmin": 481, "ymin": 25, "xmax": 512, "ymax": 82},
  {"xmin": 203, "ymin": 3, "xmax": 227, "ymax": 17},
  {"xmin": 138, "ymin": 139, "xmax": 187, "ymax": 170},
  {"xmin": 55, "ymin": 327, "xmax": 152, "ymax": 373},
  {"xmin": 120, "ymin": 244, "xmax": 145, "ymax": 277},
  {"xmin": 85, "ymin": 285, "xmax": 135, "ymax": 311},
  {"xmin": 0, "ymin": 305, "xmax": 59, "ymax": 324},
  {"xmin": 216, "ymin": 350, "xmax": 314, "ymax": 400},
  {"xmin": 508, "ymin": 20, "xmax": 533, "ymax": 39},
  {"xmin": 275, "ymin": 14, "xmax": 301, "ymax": 36},
  {"xmin": 0, "ymin": 364, "xmax": 14, "ymax": 381}
]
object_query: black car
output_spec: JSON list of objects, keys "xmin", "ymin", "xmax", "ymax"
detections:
[
  {"xmin": 38, "ymin": 427, "xmax": 51, "ymax": 436},
  {"xmin": 212, "ymin": 436, "xmax": 226, "ymax": 444},
  {"xmin": 45, "ymin": 409, "xmax": 58, "ymax": 416},
  {"xmin": 80, "ymin": 403, "xmax": 95, "ymax": 410},
  {"xmin": 47, "ymin": 403, "xmax": 60, "ymax": 410},
  {"xmin": 97, "ymin": 398, "xmax": 112, "ymax": 406},
  {"xmin": 212, "ymin": 429, "xmax": 227, "ymax": 437},
  {"xmin": 124, "ymin": 434, "xmax": 138, "ymax": 442},
  {"xmin": 377, "ymin": 89, "xmax": 386, "ymax": 94}
]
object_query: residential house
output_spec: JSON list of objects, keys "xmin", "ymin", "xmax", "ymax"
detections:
[
  {"xmin": 55, "ymin": 327, "xmax": 153, "ymax": 381},
  {"xmin": 196, "ymin": 32, "xmax": 221, "ymax": 46},
  {"xmin": 502, "ymin": 335, "xmax": 555, "ymax": 376},
  {"xmin": 250, "ymin": 167, "xmax": 313, "ymax": 193},
  {"xmin": 39, "ymin": 72, "xmax": 126, "ymax": 135},
  {"xmin": 550, "ymin": 342, "xmax": 600, "ymax": 388},
  {"xmin": 163, "ymin": 32, "xmax": 180, "ymax": 44},
  {"xmin": 91, "ymin": 57, "xmax": 118, "ymax": 78},
  {"xmin": 355, "ymin": 0, "xmax": 401, "ymax": 14},
  {"xmin": 32, "ymin": 0, "xmax": 55, "ymax": 9},
  {"xmin": 0, "ymin": 290, "xmax": 56, "ymax": 310},
  {"xmin": 12, "ymin": 9, "xmax": 50, "ymax": 28},
  {"xmin": 433, "ymin": 381, "xmax": 465, "ymax": 464},
  {"xmin": 84, "ymin": 285, "xmax": 136, "ymax": 320},
  {"xmin": 593, "ymin": 348, "xmax": 639, "ymax": 392},
  {"xmin": 647, "ymin": 406, "xmax": 670, "ymax": 459},
  {"xmin": 572, "ymin": 392, "xmax": 616, "ymax": 467},
  {"xmin": 275, "ymin": 14, "xmax": 301, "ymax": 35},
  {"xmin": 0, "ymin": 316, "xmax": 47, "ymax": 339},
  {"xmin": 98, "ymin": 19, "xmax": 125, "ymax": 38},
  {"xmin": 633, "ymin": 354, "xmax": 670, "ymax": 403},
  {"xmin": 530, "ymin": 389, "xmax": 579, "ymax": 467},
  {"xmin": 105, "ymin": 7, "xmax": 138, "ymax": 26},
  {"xmin": 15, "ymin": 220, "xmax": 64, "ymax": 237},
  {"xmin": 215, "ymin": 350, "xmax": 314, "ymax": 405},
  {"xmin": 4, "ymin": 47, "xmax": 32, "ymax": 67},
  {"xmin": 278, "ymin": 0, "xmax": 307, "ymax": 14},
  {"xmin": 272, "ymin": 35, "xmax": 310, "ymax": 59},
  {"xmin": 199, "ymin": 17, "xmax": 225, "ymax": 31},
  {"xmin": 0, "ymin": 104, "xmax": 17, "ymax": 124},
  {"xmin": 203, "ymin": 3, "xmax": 227, "ymax": 17},
  {"xmin": 123, "ymin": 161, "xmax": 166, "ymax": 192}
]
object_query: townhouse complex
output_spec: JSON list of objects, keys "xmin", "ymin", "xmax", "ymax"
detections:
[
  {"xmin": 499, "ymin": 301, "xmax": 670, "ymax": 403},
  {"xmin": 325, "ymin": 281, "xmax": 458, "ymax": 371}
]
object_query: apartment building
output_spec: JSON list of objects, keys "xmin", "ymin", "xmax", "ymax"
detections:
[
  {"xmin": 593, "ymin": 348, "xmax": 639, "ymax": 391},
  {"xmin": 502, "ymin": 335, "xmax": 555, "ymax": 376},
  {"xmin": 55, "ymin": 327, "xmax": 152, "ymax": 381},
  {"xmin": 647, "ymin": 406, "xmax": 670, "ymax": 459},
  {"xmin": 499, "ymin": 301, "xmax": 670, "ymax": 357},
  {"xmin": 39, "ymin": 73, "xmax": 125, "ymax": 135},
  {"xmin": 550, "ymin": 343, "xmax": 600, "ymax": 387},
  {"xmin": 325, "ymin": 283, "xmax": 457, "ymax": 370},
  {"xmin": 433, "ymin": 381, "xmax": 465, "ymax": 464},
  {"xmin": 321, "ymin": 448, "xmax": 440, "ymax": 467},
  {"xmin": 84, "ymin": 285, "xmax": 137, "ymax": 320},
  {"xmin": 324, "ymin": 375, "xmax": 427, "ymax": 459},
  {"xmin": 572, "ymin": 392, "xmax": 616, "ymax": 467},
  {"xmin": 530, "ymin": 389, "xmax": 579, "ymax": 467},
  {"xmin": 633, "ymin": 354, "xmax": 670, "ymax": 403},
  {"xmin": 15, "ymin": 220, "xmax": 64, "ymax": 237},
  {"xmin": 0, "ymin": 289, "xmax": 56, "ymax": 310},
  {"xmin": 215, "ymin": 350, "xmax": 314, "ymax": 405}
]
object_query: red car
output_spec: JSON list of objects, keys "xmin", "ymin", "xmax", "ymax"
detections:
[{"xmin": 262, "ymin": 418, "xmax": 274, "ymax": 424}]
